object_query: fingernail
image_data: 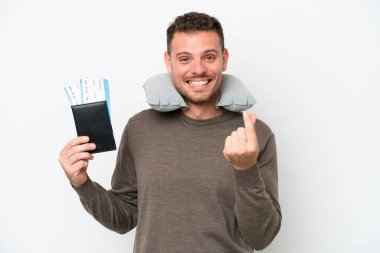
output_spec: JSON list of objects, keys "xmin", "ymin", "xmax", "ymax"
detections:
[{"xmin": 90, "ymin": 143, "xmax": 96, "ymax": 149}]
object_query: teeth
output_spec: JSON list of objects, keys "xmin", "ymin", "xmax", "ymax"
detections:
[{"xmin": 188, "ymin": 80, "xmax": 208, "ymax": 86}]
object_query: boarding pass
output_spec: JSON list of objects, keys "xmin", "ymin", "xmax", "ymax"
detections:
[{"xmin": 64, "ymin": 79, "xmax": 111, "ymax": 114}]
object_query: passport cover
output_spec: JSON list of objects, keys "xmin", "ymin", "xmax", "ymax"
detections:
[{"xmin": 71, "ymin": 101, "xmax": 116, "ymax": 154}]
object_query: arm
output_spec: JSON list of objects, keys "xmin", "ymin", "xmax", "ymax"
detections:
[
  {"xmin": 59, "ymin": 124, "xmax": 138, "ymax": 234},
  {"xmin": 234, "ymin": 135, "xmax": 281, "ymax": 250},
  {"xmin": 224, "ymin": 112, "xmax": 281, "ymax": 250}
]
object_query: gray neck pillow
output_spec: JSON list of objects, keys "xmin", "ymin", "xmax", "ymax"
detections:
[{"xmin": 143, "ymin": 73, "xmax": 256, "ymax": 112}]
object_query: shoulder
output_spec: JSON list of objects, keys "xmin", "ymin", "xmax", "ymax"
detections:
[
  {"xmin": 255, "ymin": 118, "xmax": 275, "ymax": 140},
  {"xmin": 255, "ymin": 118, "xmax": 276, "ymax": 156}
]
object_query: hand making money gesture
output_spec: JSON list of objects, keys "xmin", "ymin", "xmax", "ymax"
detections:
[{"xmin": 223, "ymin": 111, "xmax": 259, "ymax": 171}]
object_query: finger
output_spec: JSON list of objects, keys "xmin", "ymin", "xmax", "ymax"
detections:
[
  {"xmin": 249, "ymin": 114, "xmax": 258, "ymax": 144},
  {"xmin": 61, "ymin": 136, "xmax": 90, "ymax": 155},
  {"xmin": 59, "ymin": 148, "xmax": 93, "ymax": 168},
  {"xmin": 223, "ymin": 136, "xmax": 232, "ymax": 160},
  {"xmin": 243, "ymin": 112, "xmax": 256, "ymax": 146},
  {"xmin": 250, "ymin": 113, "xmax": 257, "ymax": 125},
  {"xmin": 63, "ymin": 142, "xmax": 96, "ymax": 160},
  {"xmin": 66, "ymin": 151, "xmax": 94, "ymax": 167},
  {"xmin": 224, "ymin": 135, "xmax": 232, "ymax": 149},
  {"xmin": 231, "ymin": 131, "xmax": 239, "ymax": 147},
  {"xmin": 65, "ymin": 136, "xmax": 90, "ymax": 150},
  {"xmin": 72, "ymin": 160, "xmax": 88, "ymax": 171},
  {"xmin": 237, "ymin": 127, "xmax": 247, "ymax": 145},
  {"xmin": 67, "ymin": 160, "xmax": 88, "ymax": 178}
]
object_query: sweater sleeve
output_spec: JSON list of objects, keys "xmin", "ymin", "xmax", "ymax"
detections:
[
  {"xmin": 73, "ymin": 122, "xmax": 138, "ymax": 234},
  {"xmin": 234, "ymin": 134, "xmax": 282, "ymax": 250}
]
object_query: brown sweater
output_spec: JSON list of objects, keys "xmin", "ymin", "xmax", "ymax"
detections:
[{"xmin": 74, "ymin": 109, "xmax": 281, "ymax": 252}]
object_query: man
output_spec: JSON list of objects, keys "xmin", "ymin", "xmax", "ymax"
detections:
[{"xmin": 59, "ymin": 12, "xmax": 281, "ymax": 252}]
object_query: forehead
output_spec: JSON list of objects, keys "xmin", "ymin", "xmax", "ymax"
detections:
[{"xmin": 170, "ymin": 31, "xmax": 222, "ymax": 54}]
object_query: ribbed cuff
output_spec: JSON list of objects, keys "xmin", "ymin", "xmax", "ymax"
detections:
[{"xmin": 72, "ymin": 178, "xmax": 98, "ymax": 201}]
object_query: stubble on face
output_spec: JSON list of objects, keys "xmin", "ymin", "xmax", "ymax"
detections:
[{"xmin": 174, "ymin": 73, "xmax": 221, "ymax": 105}]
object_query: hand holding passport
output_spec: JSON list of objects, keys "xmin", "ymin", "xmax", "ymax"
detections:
[{"xmin": 64, "ymin": 79, "xmax": 116, "ymax": 154}]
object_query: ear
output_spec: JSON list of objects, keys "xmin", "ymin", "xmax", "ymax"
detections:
[
  {"xmin": 164, "ymin": 51, "xmax": 172, "ymax": 73},
  {"xmin": 222, "ymin": 48, "xmax": 229, "ymax": 72}
]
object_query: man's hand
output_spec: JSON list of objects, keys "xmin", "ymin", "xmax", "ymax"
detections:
[
  {"xmin": 223, "ymin": 112, "xmax": 260, "ymax": 171},
  {"xmin": 58, "ymin": 136, "xmax": 96, "ymax": 187}
]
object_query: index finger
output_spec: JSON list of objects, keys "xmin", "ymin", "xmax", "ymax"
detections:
[
  {"xmin": 243, "ymin": 112, "xmax": 257, "ymax": 145},
  {"xmin": 62, "ymin": 136, "xmax": 90, "ymax": 154}
]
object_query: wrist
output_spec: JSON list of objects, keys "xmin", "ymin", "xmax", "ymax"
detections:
[
  {"xmin": 69, "ymin": 174, "xmax": 88, "ymax": 188},
  {"xmin": 233, "ymin": 161, "xmax": 257, "ymax": 171}
]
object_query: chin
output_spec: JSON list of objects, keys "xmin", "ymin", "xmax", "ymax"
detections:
[{"xmin": 185, "ymin": 92, "xmax": 219, "ymax": 105}]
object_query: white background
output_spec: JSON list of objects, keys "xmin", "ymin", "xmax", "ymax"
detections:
[{"xmin": 0, "ymin": 0, "xmax": 379, "ymax": 252}]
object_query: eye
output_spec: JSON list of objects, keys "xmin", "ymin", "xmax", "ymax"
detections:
[
  {"xmin": 204, "ymin": 55, "xmax": 216, "ymax": 61},
  {"xmin": 179, "ymin": 57, "xmax": 190, "ymax": 63}
]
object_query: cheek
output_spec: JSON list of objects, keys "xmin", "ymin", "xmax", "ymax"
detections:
[{"xmin": 171, "ymin": 64, "xmax": 188, "ymax": 77}]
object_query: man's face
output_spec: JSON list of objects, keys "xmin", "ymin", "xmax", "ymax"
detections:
[{"xmin": 164, "ymin": 31, "xmax": 229, "ymax": 106}]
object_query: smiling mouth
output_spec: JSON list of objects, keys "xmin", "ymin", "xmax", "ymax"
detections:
[{"xmin": 186, "ymin": 79, "xmax": 212, "ymax": 87}]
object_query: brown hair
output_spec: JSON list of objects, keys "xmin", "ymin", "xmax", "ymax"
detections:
[{"xmin": 166, "ymin": 12, "xmax": 224, "ymax": 55}]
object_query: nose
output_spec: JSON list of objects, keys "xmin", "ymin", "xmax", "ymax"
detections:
[{"xmin": 190, "ymin": 59, "xmax": 206, "ymax": 75}]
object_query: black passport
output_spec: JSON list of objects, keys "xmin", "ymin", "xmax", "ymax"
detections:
[{"xmin": 71, "ymin": 101, "xmax": 116, "ymax": 154}]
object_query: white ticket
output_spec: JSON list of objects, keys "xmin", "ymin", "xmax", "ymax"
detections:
[
  {"xmin": 64, "ymin": 82, "xmax": 81, "ymax": 105},
  {"xmin": 64, "ymin": 79, "xmax": 110, "ymax": 109}
]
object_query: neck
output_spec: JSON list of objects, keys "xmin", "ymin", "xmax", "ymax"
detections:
[{"xmin": 182, "ymin": 103, "xmax": 224, "ymax": 120}]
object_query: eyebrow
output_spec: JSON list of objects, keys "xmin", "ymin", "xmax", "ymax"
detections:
[{"xmin": 175, "ymin": 49, "xmax": 220, "ymax": 58}]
